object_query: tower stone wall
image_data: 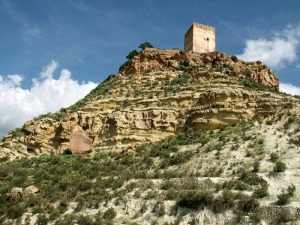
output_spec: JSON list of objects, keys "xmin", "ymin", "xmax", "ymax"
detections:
[{"xmin": 184, "ymin": 22, "xmax": 216, "ymax": 53}]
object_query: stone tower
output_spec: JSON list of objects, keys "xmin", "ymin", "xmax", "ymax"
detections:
[{"xmin": 184, "ymin": 22, "xmax": 215, "ymax": 53}]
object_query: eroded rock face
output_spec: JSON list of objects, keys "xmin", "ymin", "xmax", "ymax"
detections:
[
  {"xmin": 120, "ymin": 48, "xmax": 279, "ymax": 89},
  {"xmin": 0, "ymin": 48, "xmax": 293, "ymax": 160}
]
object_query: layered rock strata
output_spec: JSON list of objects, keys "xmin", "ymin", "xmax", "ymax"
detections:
[{"xmin": 1, "ymin": 48, "xmax": 296, "ymax": 160}]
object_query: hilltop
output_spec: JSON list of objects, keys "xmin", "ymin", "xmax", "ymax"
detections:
[{"xmin": 1, "ymin": 48, "xmax": 300, "ymax": 224}]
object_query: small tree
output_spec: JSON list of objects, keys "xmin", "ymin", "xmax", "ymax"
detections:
[
  {"xmin": 126, "ymin": 49, "xmax": 139, "ymax": 60},
  {"xmin": 231, "ymin": 55, "xmax": 238, "ymax": 62},
  {"xmin": 138, "ymin": 41, "xmax": 154, "ymax": 50},
  {"xmin": 120, "ymin": 42, "xmax": 154, "ymax": 72}
]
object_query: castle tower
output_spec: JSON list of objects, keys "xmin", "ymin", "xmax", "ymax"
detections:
[{"xmin": 184, "ymin": 22, "xmax": 216, "ymax": 53}]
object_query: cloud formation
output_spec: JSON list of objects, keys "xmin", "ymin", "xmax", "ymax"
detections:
[
  {"xmin": 237, "ymin": 25, "xmax": 300, "ymax": 69},
  {"xmin": 279, "ymin": 83, "xmax": 300, "ymax": 96},
  {"xmin": 0, "ymin": 60, "xmax": 97, "ymax": 138}
]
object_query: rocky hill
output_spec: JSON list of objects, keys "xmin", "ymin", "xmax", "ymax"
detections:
[
  {"xmin": 0, "ymin": 48, "xmax": 287, "ymax": 160},
  {"xmin": 1, "ymin": 48, "xmax": 300, "ymax": 225}
]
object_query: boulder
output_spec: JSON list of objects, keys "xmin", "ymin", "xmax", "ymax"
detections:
[
  {"xmin": 10, "ymin": 187, "xmax": 23, "ymax": 198},
  {"xmin": 69, "ymin": 127, "xmax": 92, "ymax": 154},
  {"xmin": 24, "ymin": 185, "xmax": 39, "ymax": 196}
]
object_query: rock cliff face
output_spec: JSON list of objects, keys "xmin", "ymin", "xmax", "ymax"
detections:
[
  {"xmin": 121, "ymin": 48, "xmax": 279, "ymax": 88},
  {"xmin": 0, "ymin": 48, "xmax": 296, "ymax": 160}
]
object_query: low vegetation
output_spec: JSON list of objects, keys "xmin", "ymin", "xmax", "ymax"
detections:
[
  {"xmin": 2, "ymin": 120, "xmax": 296, "ymax": 224},
  {"xmin": 241, "ymin": 78, "xmax": 277, "ymax": 92}
]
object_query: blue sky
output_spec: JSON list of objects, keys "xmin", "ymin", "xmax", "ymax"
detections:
[{"xmin": 1, "ymin": 0, "xmax": 300, "ymax": 137}]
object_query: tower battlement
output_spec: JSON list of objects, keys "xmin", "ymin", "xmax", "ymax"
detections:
[{"xmin": 184, "ymin": 22, "xmax": 216, "ymax": 53}]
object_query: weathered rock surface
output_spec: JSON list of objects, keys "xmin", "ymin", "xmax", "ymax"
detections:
[
  {"xmin": 120, "ymin": 48, "xmax": 279, "ymax": 88},
  {"xmin": 9, "ymin": 187, "xmax": 23, "ymax": 198},
  {"xmin": 0, "ymin": 48, "xmax": 297, "ymax": 160},
  {"xmin": 69, "ymin": 126, "xmax": 92, "ymax": 154}
]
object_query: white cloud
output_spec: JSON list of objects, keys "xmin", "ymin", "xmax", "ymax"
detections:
[
  {"xmin": 0, "ymin": 60, "xmax": 97, "ymax": 138},
  {"xmin": 280, "ymin": 83, "xmax": 300, "ymax": 96},
  {"xmin": 0, "ymin": 74, "xmax": 24, "ymax": 87},
  {"xmin": 7, "ymin": 74, "xmax": 24, "ymax": 86},
  {"xmin": 40, "ymin": 60, "xmax": 58, "ymax": 79},
  {"xmin": 237, "ymin": 25, "xmax": 300, "ymax": 69}
]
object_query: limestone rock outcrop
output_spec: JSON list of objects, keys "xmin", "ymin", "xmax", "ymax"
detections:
[
  {"xmin": 0, "ymin": 48, "xmax": 296, "ymax": 160},
  {"xmin": 120, "ymin": 48, "xmax": 279, "ymax": 88},
  {"xmin": 8, "ymin": 185, "xmax": 39, "ymax": 198}
]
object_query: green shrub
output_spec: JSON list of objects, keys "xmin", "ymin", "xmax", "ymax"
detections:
[
  {"xmin": 221, "ymin": 179, "xmax": 249, "ymax": 191},
  {"xmin": 253, "ymin": 182, "xmax": 269, "ymax": 198},
  {"xmin": 231, "ymin": 55, "xmax": 238, "ymax": 62},
  {"xmin": 241, "ymin": 78, "xmax": 274, "ymax": 92},
  {"xmin": 238, "ymin": 196, "xmax": 259, "ymax": 213},
  {"xmin": 273, "ymin": 161, "xmax": 287, "ymax": 172},
  {"xmin": 242, "ymin": 79, "xmax": 259, "ymax": 89},
  {"xmin": 126, "ymin": 50, "xmax": 139, "ymax": 60},
  {"xmin": 76, "ymin": 179, "xmax": 92, "ymax": 192},
  {"xmin": 277, "ymin": 192, "xmax": 291, "ymax": 205},
  {"xmin": 250, "ymin": 209, "xmax": 262, "ymax": 223},
  {"xmin": 287, "ymin": 184, "xmax": 296, "ymax": 196},
  {"xmin": 6, "ymin": 205, "xmax": 25, "ymax": 219},
  {"xmin": 266, "ymin": 120, "xmax": 273, "ymax": 125},
  {"xmin": 253, "ymin": 161, "xmax": 260, "ymax": 172},
  {"xmin": 165, "ymin": 188, "xmax": 178, "ymax": 200},
  {"xmin": 77, "ymin": 215, "xmax": 95, "ymax": 225},
  {"xmin": 36, "ymin": 214, "xmax": 49, "ymax": 225},
  {"xmin": 11, "ymin": 128, "xmax": 26, "ymax": 138},
  {"xmin": 212, "ymin": 190, "xmax": 235, "ymax": 213},
  {"xmin": 270, "ymin": 152, "xmax": 279, "ymax": 162},
  {"xmin": 160, "ymin": 151, "xmax": 193, "ymax": 168},
  {"xmin": 103, "ymin": 208, "xmax": 117, "ymax": 220},
  {"xmin": 54, "ymin": 214, "xmax": 77, "ymax": 225},
  {"xmin": 32, "ymin": 206, "xmax": 45, "ymax": 214},
  {"xmin": 176, "ymin": 191, "xmax": 214, "ymax": 209},
  {"xmin": 239, "ymin": 170, "xmax": 264, "ymax": 185},
  {"xmin": 277, "ymin": 209, "xmax": 294, "ymax": 223},
  {"xmin": 144, "ymin": 81, "xmax": 152, "ymax": 87},
  {"xmin": 119, "ymin": 61, "xmax": 129, "ymax": 71},
  {"xmin": 277, "ymin": 185, "xmax": 295, "ymax": 205},
  {"xmin": 49, "ymin": 209, "xmax": 61, "ymax": 221},
  {"xmin": 171, "ymin": 74, "xmax": 189, "ymax": 85},
  {"xmin": 74, "ymin": 197, "xmax": 85, "ymax": 212},
  {"xmin": 25, "ymin": 195, "xmax": 43, "ymax": 208}
]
